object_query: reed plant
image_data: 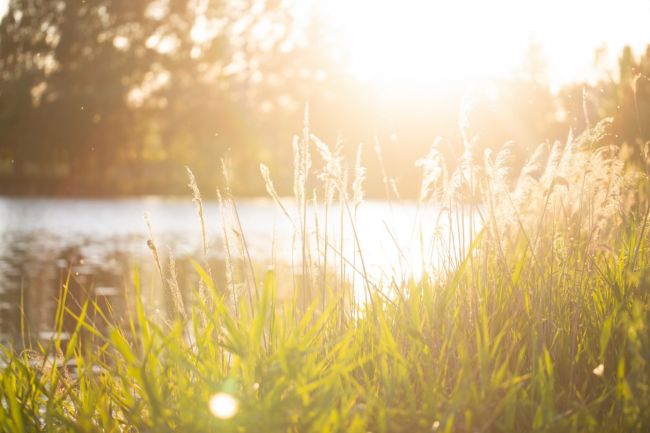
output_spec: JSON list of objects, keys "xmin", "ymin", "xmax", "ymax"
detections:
[{"xmin": 1, "ymin": 116, "xmax": 649, "ymax": 432}]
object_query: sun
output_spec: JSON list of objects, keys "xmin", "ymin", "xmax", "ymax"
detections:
[
  {"xmin": 305, "ymin": 0, "xmax": 650, "ymax": 92},
  {"xmin": 313, "ymin": 0, "xmax": 526, "ymax": 91}
]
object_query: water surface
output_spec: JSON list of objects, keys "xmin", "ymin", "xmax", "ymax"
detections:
[{"xmin": 0, "ymin": 196, "xmax": 469, "ymax": 348}]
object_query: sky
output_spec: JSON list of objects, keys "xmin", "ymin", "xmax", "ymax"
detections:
[
  {"xmin": 312, "ymin": 0, "xmax": 650, "ymax": 90},
  {"xmin": 1, "ymin": 0, "xmax": 649, "ymax": 89}
]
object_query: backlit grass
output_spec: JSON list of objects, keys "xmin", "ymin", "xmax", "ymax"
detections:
[{"xmin": 1, "ymin": 117, "xmax": 649, "ymax": 432}]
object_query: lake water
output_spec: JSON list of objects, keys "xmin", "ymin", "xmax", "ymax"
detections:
[{"xmin": 0, "ymin": 196, "xmax": 473, "ymax": 349}]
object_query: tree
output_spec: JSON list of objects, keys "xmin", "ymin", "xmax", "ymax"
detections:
[{"xmin": 0, "ymin": 0, "xmax": 330, "ymax": 194}]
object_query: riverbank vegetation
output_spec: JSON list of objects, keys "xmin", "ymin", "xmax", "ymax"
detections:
[{"xmin": 1, "ymin": 114, "xmax": 649, "ymax": 432}]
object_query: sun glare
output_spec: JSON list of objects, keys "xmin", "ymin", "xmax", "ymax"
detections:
[
  {"xmin": 209, "ymin": 393, "xmax": 239, "ymax": 419},
  {"xmin": 315, "ymin": 1, "xmax": 528, "ymax": 90},
  {"xmin": 310, "ymin": 0, "xmax": 650, "ymax": 91}
]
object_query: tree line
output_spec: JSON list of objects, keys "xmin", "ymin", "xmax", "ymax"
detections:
[{"xmin": 0, "ymin": 0, "xmax": 648, "ymax": 196}]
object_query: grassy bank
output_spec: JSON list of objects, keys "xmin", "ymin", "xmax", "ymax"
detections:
[{"xmin": 1, "ymin": 117, "xmax": 649, "ymax": 432}]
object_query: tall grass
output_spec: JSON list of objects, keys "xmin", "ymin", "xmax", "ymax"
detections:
[{"xmin": 1, "ymin": 117, "xmax": 649, "ymax": 432}]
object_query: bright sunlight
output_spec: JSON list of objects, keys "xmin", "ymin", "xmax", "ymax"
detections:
[{"xmin": 312, "ymin": 0, "xmax": 650, "ymax": 90}]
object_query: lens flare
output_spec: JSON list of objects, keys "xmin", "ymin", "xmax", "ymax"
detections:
[
  {"xmin": 592, "ymin": 363, "xmax": 605, "ymax": 376},
  {"xmin": 209, "ymin": 392, "xmax": 239, "ymax": 419}
]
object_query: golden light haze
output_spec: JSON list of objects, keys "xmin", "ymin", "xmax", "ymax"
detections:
[{"xmin": 306, "ymin": 0, "xmax": 650, "ymax": 90}]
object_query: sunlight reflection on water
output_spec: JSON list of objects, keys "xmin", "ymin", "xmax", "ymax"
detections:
[{"xmin": 0, "ymin": 196, "xmax": 478, "ymax": 347}]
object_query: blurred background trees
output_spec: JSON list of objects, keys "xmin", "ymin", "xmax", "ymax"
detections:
[{"xmin": 0, "ymin": 0, "xmax": 648, "ymax": 197}]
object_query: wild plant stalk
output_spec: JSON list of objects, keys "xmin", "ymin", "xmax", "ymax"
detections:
[
  {"xmin": 166, "ymin": 248, "xmax": 186, "ymax": 321},
  {"xmin": 222, "ymin": 157, "xmax": 258, "ymax": 306},
  {"xmin": 2, "ymin": 117, "xmax": 650, "ymax": 433},
  {"xmin": 217, "ymin": 188, "xmax": 239, "ymax": 314},
  {"xmin": 295, "ymin": 107, "xmax": 312, "ymax": 311},
  {"xmin": 186, "ymin": 167, "xmax": 212, "ymax": 323},
  {"xmin": 312, "ymin": 133, "xmax": 345, "ymax": 315},
  {"xmin": 144, "ymin": 212, "xmax": 165, "ymax": 285},
  {"xmin": 310, "ymin": 190, "xmax": 325, "ymax": 311}
]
